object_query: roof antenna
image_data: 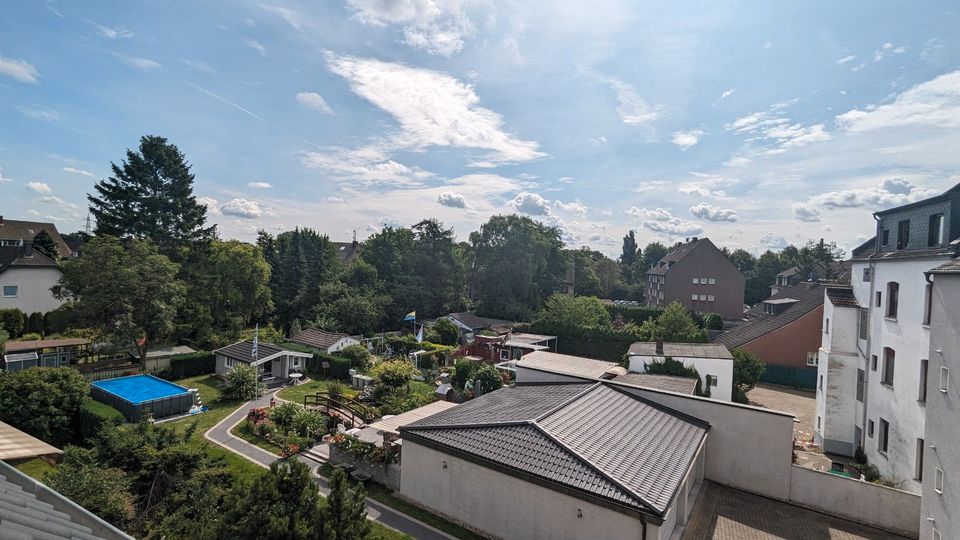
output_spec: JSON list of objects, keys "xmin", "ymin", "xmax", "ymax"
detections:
[{"xmin": 84, "ymin": 214, "xmax": 92, "ymax": 235}]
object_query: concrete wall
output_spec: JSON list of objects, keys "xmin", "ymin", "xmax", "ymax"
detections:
[
  {"xmin": 613, "ymin": 383, "xmax": 794, "ymax": 500},
  {"xmin": 400, "ymin": 440, "xmax": 655, "ymax": 540},
  {"xmin": 628, "ymin": 354, "xmax": 733, "ymax": 402},
  {"xmin": 515, "ymin": 366, "xmax": 591, "ymax": 384},
  {"xmin": 920, "ymin": 272, "xmax": 960, "ymax": 540},
  {"xmin": 330, "ymin": 445, "xmax": 400, "ymax": 491},
  {"xmin": 789, "ymin": 465, "xmax": 920, "ymax": 538},
  {"xmin": 816, "ymin": 297, "xmax": 862, "ymax": 456},
  {"xmin": 0, "ymin": 267, "xmax": 63, "ymax": 314},
  {"xmin": 739, "ymin": 305, "xmax": 824, "ymax": 369}
]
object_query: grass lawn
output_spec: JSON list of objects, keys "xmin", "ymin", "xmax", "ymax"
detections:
[
  {"xmin": 320, "ymin": 464, "xmax": 485, "ymax": 540},
  {"xmin": 230, "ymin": 420, "xmax": 282, "ymax": 456},
  {"xmin": 276, "ymin": 376, "xmax": 360, "ymax": 404},
  {"xmin": 15, "ymin": 457, "xmax": 56, "ymax": 481}
]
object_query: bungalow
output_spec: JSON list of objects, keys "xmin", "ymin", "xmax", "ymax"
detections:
[
  {"xmin": 1, "ymin": 337, "xmax": 91, "ymax": 371},
  {"xmin": 0, "ymin": 244, "xmax": 64, "ymax": 314},
  {"xmin": 515, "ymin": 351, "xmax": 699, "ymax": 394},
  {"xmin": 399, "ymin": 382, "xmax": 709, "ymax": 540},
  {"xmin": 213, "ymin": 340, "xmax": 311, "ymax": 386},
  {"xmin": 289, "ymin": 328, "xmax": 361, "ymax": 355},
  {"xmin": 468, "ymin": 332, "xmax": 558, "ymax": 363},
  {"xmin": 446, "ymin": 311, "xmax": 515, "ymax": 337},
  {"xmin": 130, "ymin": 345, "xmax": 197, "ymax": 372},
  {"xmin": 627, "ymin": 341, "xmax": 734, "ymax": 401}
]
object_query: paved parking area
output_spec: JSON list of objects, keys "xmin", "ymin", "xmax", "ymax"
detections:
[
  {"xmin": 747, "ymin": 383, "xmax": 816, "ymax": 441},
  {"xmin": 683, "ymin": 482, "xmax": 909, "ymax": 539}
]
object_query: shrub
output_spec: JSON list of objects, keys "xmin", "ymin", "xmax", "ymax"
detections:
[
  {"xmin": 0, "ymin": 308, "xmax": 26, "ymax": 338},
  {"xmin": 326, "ymin": 380, "xmax": 347, "ymax": 399},
  {"xmin": 330, "ymin": 356, "xmax": 351, "ymax": 381},
  {"xmin": 702, "ymin": 312, "xmax": 723, "ymax": 331},
  {"xmin": 43, "ymin": 307, "xmax": 75, "ymax": 335},
  {"xmin": 645, "ymin": 357, "xmax": 704, "ymax": 396},
  {"xmin": 78, "ymin": 399, "xmax": 124, "ymax": 443},
  {"xmin": 165, "ymin": 352, "xmax": 215, "ymax": 379},
  {"xmin": 370, "ymin": 359, "xmax": 417, "ymax": 389},
  {"xmin": 732, "ymin": 349, "xmax": 766, "ymax": 403},
  {"xmin": 222, "ymin": 364, "xmax": 263, "ymax": 401},
  {"xmin": 339, "ymin": 344, "xmax": 371, "ymax": 371},
  {"xmin": 268, "ymin": 402, "xmax": 300, "ymax": 428},
  {"xmin": 431, "ymin": 317, "xmax": 461, "ymax": 346},
  {"xmin": 452, "ymin": 359, "xmax": 478, "ymax": 391},
  {"xmin": 27, "ymin": 312, "xmax": 45, "ymax": 335},
  {"xmin": 0, "ymin": 367, "xmax": 89, "ymax": 445},
  {"xmin": 473, "ymin": 365, "xmax": 503, "ymax": 396},
  {"xmin": 19, "ymin": 332, "xmax": 42, "ymax": 341}
]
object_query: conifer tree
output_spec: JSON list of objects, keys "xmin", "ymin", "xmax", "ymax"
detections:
[
  {"xmin": 324, "ymin": 468, "xmax": 371, "ymax": 540},
  {"xmin": 32, "ymin": 229, "xmax": 60, "ymax": 260}
]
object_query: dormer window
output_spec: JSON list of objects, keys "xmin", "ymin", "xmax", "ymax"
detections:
[
  {"xmin": 928, "ymin": 214, "xmax": 945, "ymax": 247},
  {"xmin": 896, "ymin": 219, "xmax": 910, "ymax": 250}
]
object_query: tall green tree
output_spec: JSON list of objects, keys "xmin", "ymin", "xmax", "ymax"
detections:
[
  {"xmin": 567, "ymin": 248, "xmax": 603, "ymax": 298},
  {"xmin": 324, "ymin": 468, "xmax": 371, "ymax": 540},
  {"xmin": 638, "ymin": 301, "xmax": 707, "ymax": 343},
  {"xmin": 56, "ymin": 237, "xmax": 185, "ymax": 361},
  {"xmin": 220, "ymin": 460, "xmax": 327, "ymax": 540},
  {"xmin": 469, "ymin": 215, "xmax": 566, "ymax": 321},
  {"xmin": 620, "ymin": 230, "xmax": 639, "ymax": 283},
  {"xmin": 44, "ymin": 447, "xmax": 135, "ymax": 528},
  {"xmin": 732, "ymin": 348, "xmax": 766, "ymax": 403},
  {"xmin": 259, "ymin": 228, "xmax": 342, "ymax": 330},
  {"xmin": 534, "ymin": 294, "xmax": 612, "ymax": 331},
  {"xmin": 641, "ymin": 242, "xmax": 669, "ymax": 271},
  {"xmin": 88, "ymin": 135, "xmax": 214, "ymax": 253},
  {"xmin": 32, "ymin": 229, "xmax": 60, "ymax": 260},
  {"xmin": 0, "ymin": 367, "xmax": 89, "ymax": 445}
]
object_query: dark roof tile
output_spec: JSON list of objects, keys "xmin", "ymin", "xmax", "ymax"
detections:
[
  {"xmin": 712, "ymin": 282, "xmax": 825, "ymax": 349},
  {"xmin": 289, "ymin": 328, "xmax": 352, "ymax": 350},
  {"xmin": 213, "ymin": 340, "xmax": 285, "ymax": 363}
]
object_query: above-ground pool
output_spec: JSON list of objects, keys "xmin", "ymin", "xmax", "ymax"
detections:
[{"xmin": 91, "ymin": 374, "xmax": 194, "ymax": 421}]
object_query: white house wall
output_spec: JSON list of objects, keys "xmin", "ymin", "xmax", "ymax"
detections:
[
  {"xmin": 328, "ymin": 337, "xmax": 361, "ymax": 354},
  {"xmin": 816, "ymin": 296, "xmax": 861, "ymax": 456},
  {"xmin": 628, "ymin": 354, "xmax": 733, "ymax": 401},
  {"xmin": 0, "ymin": 267, "xmax": 64, "ymax": 314},
  {"xmin": 400, "ymin": 440, "xmax": 659, "ymax": 540}
]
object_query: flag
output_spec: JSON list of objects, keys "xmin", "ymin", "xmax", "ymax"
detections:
[
  {"xmin": 416, "ymin": 325, "xmax": 424, "ymax": 343},
  {"xmin": 404, "ymin": 310, "xmax": 416, "ymax": 321},
  {"xmin": 252, "ymin": 323, "xmax": 259, "ymax": 360}
]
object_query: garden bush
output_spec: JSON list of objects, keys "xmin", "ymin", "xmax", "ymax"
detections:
[
  {"xmin": 370, "ymin": 359, "xmax": 417, "ymax": 389},
  {"xmin": 330, "ymin": 357, "xmax": 351, "ymax": 380},
  {"xmin": 339, "ymin": 344, "xmax": 371, "ymax": 371},
  {"xmin": 78, "ymin": 399, "xmax": 124, "ymax": 443},
  {"xmin": 27, "ymin": 312, "xmax": 45, "ymax": 335},
  {"xmin": 165, "ymin": 352, "xmax": 216, "ymax": 379},
  {"xmin": 0, "ymin": 308, "xmax": 26, "ymax": 338}
]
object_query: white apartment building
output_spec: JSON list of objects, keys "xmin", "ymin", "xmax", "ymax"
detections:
[{"xmin": 815, "ymin": 183, "xmax": 960, "ymax": 495}]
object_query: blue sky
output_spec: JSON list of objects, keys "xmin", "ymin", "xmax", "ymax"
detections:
[{"xmin": 2, "ymin": 1, "xmax": 959, "ymax": 255}]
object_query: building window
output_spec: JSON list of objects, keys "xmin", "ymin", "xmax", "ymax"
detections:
[
  {"xmin": 225, "ymin": 358, "xmax": 234, "ymax": 368},
  {"xmin": 806, "ymin": 352, "xmax": 818, "ymax": 366},
  {"xmin": 818, "ymin": 375, "xmax": 823, "ymax": 390},
  {"xmin": 886, "ymin": 282, "xmax": 899, "ymax": 318},
  {"xmin": 708, "ymin": 278, "xmax": 716, "ymax": 284},
  {"xmin": 700, "ymin": 277, "xmax": 707, "ymax": 284},
  {"xmin": 500, "ymin": 349, "xmax": 510, "ymax": 361},
  {"xmin": 871, "ymin": 355, "xmax": 878, "ymax": 371},
  {"xmin": 817, "ymin": 416, "xmax": 821, "ymax": 430},
  {"xmin": 857, "ymin": 369, "xmax": 865, "ymax": 402},
  {"xmin": 1, "ymin": 285, "xmax": 16, "ymax": 298},
  {"xmin": 862, "ymin": 267, "xmax": 872, "ymax": 282},
  {"xmin": 707, "ymin": 294, "xmax": 715, "ymax": 301},
  {"xmin": 878, "ymin": 418, "xmax": 890, "ymax": 453},
  {"xmin": 882, "ymin": 348, "xmax": 895, "ymax": 386},
  {"xmin": 916, "ymin": 438, "xmax": 925, "ymax": 481},
  {"xmin": 881, "ymin": 229, "xmax": 890, "ymax": 246},
  {"xmin": 941, "ymin": 366, "xmax": 950, "ymax": 393},
  {"xmin": 692, "ymin": 277, "xmax": 699, "ymax": 284},
  {"xmin": 897, "ymin": 219, "xmax": 910, "ymax": 250},
  {"xmin": 825, "ymin": 318, "xmax": 830, "ymax": 334},
  {"xmin": 868, "ymin": 419, "xmax": 875, "ymax": 437},
  {"xmin": 859, "ymin": 307, "xmax": 869, "ymax": 340},
  {"xmin": 920, "ymin": 359, "xmax": 929, "ymax": 403},
  {"xmin": 924, "ymin": 284, "xmax": 933, "ymax": 325},
  {"xmin": 691, "ymin": 294, "xmax": 698, "ymax": 301},
  {"xmin": 928, "ymin": 213, "xmax": 944, "ymax": 247},
  {"xmin": 705, "ymin": 374, "xmax": 718, "ymax": 387},
  {"xmin": 292, "ymin": 357, "xmax": 301, "ymax": 369},
  {"xmin": 875, "ymin": 291, "xmax": 882, "ymax": 308},
  {"xmin": 699, "ymin": 294, "xmax": 707, "ymax": 301},
  {"xmin": 935, "ymin": 467, "xmax": 944, "ymax": 494}
]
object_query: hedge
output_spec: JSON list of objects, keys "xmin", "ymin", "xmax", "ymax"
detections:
[
  {"xmin": 605, "ymin": 305, "xmax": 662, "ymax": 326},
  {"xmin": 520, "ymin": 322, "xmax": 642, "ymax": 362},
  {"xmin": 78, "ymin": 398, "xmax": 124, "ymax": 442},
  {"xmin": 154, "ymin": 352, "xmax": 216, "ymax": 380},
  {"xmin": 305, "ymin": 352, "xmax": 353, "ymax": 381}
]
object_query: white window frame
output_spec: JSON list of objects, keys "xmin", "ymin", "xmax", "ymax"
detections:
[
  {"xmin": 806, "ymin": 352, "xmax": 818, "ymax": 367},
  {"xmin": 700, "ymin": 277, "xmax": 707, "ymax": 284},
  {"xmin": 699, "ymin": 294, "xmax": 707, "ymax": 301},
  {"xmin": 225, "ymin": 357, "xmax": 235, "ymax": 368},
  {"xmin": 1, "ymin": 285, "xmax": 17, "ymax": 298},
  {"xmin": 941, "ymin": 366, "xmax": 950, "ymax": 393},
  {"xmin": 707, "ymin": 295, "xmax": 715, "ymax": 302},
  {"xmin": 692, "ymin": 277, "xmax": 699, "ymax": 284},
  {"xmin": 935, "ymin": 467, "xmax": 944, "ymax": 494},
  {"xmin": 500, "ymin": 348, "xmax": 510, "ymax": 361},
  {"xmin": 292, "ymin": 357, "xmax": 301, "ymax": 369},
  {"xmin": 708, "ymin": 278, "xmax": 716, "ymax": 285},
  {"xmin": 691, "ymin": 294, "xmax": 698, "ymax": 301}
]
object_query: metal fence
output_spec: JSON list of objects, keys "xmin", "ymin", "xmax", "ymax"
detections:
[{"xmin": 759, "ymin": 364, "xmax": 817, "ymax": 389}]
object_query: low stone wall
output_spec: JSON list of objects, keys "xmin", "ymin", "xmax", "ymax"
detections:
[
  {"xmin": 329, "ymin": 445, "xmax": 401, "ymax": 491},
  {"xmin": 788, "ymin": 465, "xmax": 920, "ymax": 538}
]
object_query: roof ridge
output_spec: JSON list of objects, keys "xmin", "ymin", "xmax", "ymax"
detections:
[
  {"xmin": 531, "ymin": 382, "xmax": 602, "ymax": 422},
  {"xmin": 402, "ymin": 420, "xmax": 531, "ymax": 431},
  {"xmin": 532, "ymin": 409, "xmax": 659, "ymax": 514},
  {"xmin": 602, "ymin": 381, "xmax": 712, "ymax": 430}
]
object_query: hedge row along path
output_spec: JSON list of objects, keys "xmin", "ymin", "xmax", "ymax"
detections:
[{"xmin": 204, "ymin": 389, "xmax": 454, "ymax": 540}]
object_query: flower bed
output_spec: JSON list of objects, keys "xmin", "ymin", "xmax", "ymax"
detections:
[{"xmin": 244, "ymin": 403, "xmax": 327, "ymax": 457}]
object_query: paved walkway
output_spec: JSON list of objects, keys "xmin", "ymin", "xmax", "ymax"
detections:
[{"xmin": 204, "ymin": 392, "xmax": 454, "ymax": 540}]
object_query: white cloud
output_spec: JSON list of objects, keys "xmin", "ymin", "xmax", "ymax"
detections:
[
  {"xmin": 727, "ymin": 100, "xmax": 830, "ymax": 151},
  {"xmin": 0, "ymin": 55, "xmax": 39, "ymax": 83},
  {"xmin": 246, "ymin": 39, "xmax": 267, "ymax": 56},
  {"xmin": 345, "ymin": 0, "xmax": 473, "ymax": 57},
  {"xmin": 95, "ymin": 24, "xmax": 133, "ymax": 39},
  {"xmin": 509, "ymin": 192, "xmax": 551, "ymax": 215},
  {"xmin": 672, "ymin": 129, "xmax": 705, "ymax": 149},
  {"xmin": 247, "ymin": 181, "xmax": 272, "ymax": 189},
  {"xmin": 296, "ymin": 92, "xmax": 334, "ymax": 114},
  {"xmin": 437, "ymin": 192, "xmax": 469, "ymax": 208},
  {"xmin": 604, "ymin": 77, "xmax": 660, "ymax": 126},
  {"xmin": 554, "ymin": 200, "xmax": 587, "ymax": 217},
  {"xmin": 112, "ymin": 53, "xmax": 161, "ymax": 71},
  {"xmin": 625, "ymin": 207, "xmax": 671, "ymax": 220},
  {"xmin": 836, "ymin": 54, "xmax": 856, "ymax": 65},
  {"xmin": 303, "ymin": 147, "xmax": 433, "ymax": 187},
  {"xmin": 260, "ymin": 4, "xmax": 307, "ymax": 31},
  {"xmin": 326, "ymin": 54, "xmax": 545, "ymax": 167},
  {"xmin": 0, "ymin": 166, "xmax": 9, "ymax": 183},
  {"xmin": 836, "ymin": 70, "xmax": 960, "ymax": 132},
  {"xmin": 873, "ymin": 42, "xmax": 906, "ymax": 62},
  {"xmin": 720, "ymin": 88, "xmax": 735, "ymax": 100},
  {"xmin": 36, "ymin": 196, "xmax": 81, "ymax": 219},
  {"xmin": 182, "ymin": 60, "xmax": 216, "ymax": 74},
  {"xmin": 589, "ymin": 136, "xmax": 607, "ymax": 146},
  {"xmin": 643, "ymin": 217, "xmax": 703, "ymax": 238},
  {"xmin": 678, "ymin": 173, "xmax": 738, "ymax": 199},
  {"xmin": 197, "ymin": 196, "xmax": 220, "ymax": 215},
  {"xmin": 63, "ymin": 167, "xmax": 94, "ymax": 177},
  {"xmin": 760, "ymin": 234, "xmax": 788, "ymax": 249},
  {"xmin": 324, "ymin": 196, "xmax": 347, "ymax": 203},
  {"xmin": 689, "ymin": 202, "xmax": 738, "ymax": 222},
  {"xmin": 25, "ymin": 181, "xmax": 51, "ymax": 193},
  {"xmin": 19, "ymin": 107, "xmax": 60, "ymax": 121},
  {"xmin": 792, "ymin": 203, "xmax": 821, "ymax": 222},
  {"xmin": 802, "ymin": 178, "xmax": 937, "ymax": 211},
  {"xmin": 220, "ymin": 198, "xmax": 262, "ymax": 219},
  {"xmin": 723, "ymin": 155, "xmax": 751, "ymax": 167}
]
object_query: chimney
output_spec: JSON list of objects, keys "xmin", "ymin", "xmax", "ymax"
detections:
[
  {"xmin": 655, "ymin": 337, "xmax": 664, "ymax": 355},
  {"xmin": 691, "ymin": 236, "xmax": 698, "ymax": 242},
  {"xmin": 23, "ymin": 242, "xmax": 33, "ymax": 257}
]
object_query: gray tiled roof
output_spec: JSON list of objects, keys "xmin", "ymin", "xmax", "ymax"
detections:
[
  {"xmin": 213, "ymin": 340, "xmax": 285, "ymax": 363},
  {"xmin": 628, "ymin": 342, "xmax": 734, "ymax": 360},
  {"xmin": 928, "ymin": 257, "xmax": 960, "ymax": 274},
  {"xmin": 0, "ymin": 460, "xmax": 132, "ymax": 539},
  {"xmin": 826, "ymin": 287, "xmax": 861, "ymax": 308},
  {"xmin": 403, "ymin": 382, "xmax": 709, "ymax": 517},
  {"xmin": 0, "ymin": 246, "xmax": 58, "ymax": 275},
  {"xmin": 0, "ymin": 219, "xmax": 72, "ymax": 257},
  {"xmin": 448, "ymin": 312, "xmax": 515, "ymax": 331},
  {"xmin": 517, "ymin": 351, "xmax": 618, "ymax": 379},
  {"xmin": 645, "ymin": 238, "xmax": 714, "ymax": 276},
  {"xmin": 610, "ymin": 373, "xmax": 698, "ymax": 395},
  {"xmin": 712, "ymin": 282, "xmax": 825, "ymax": 349},
  {"xmin": 289, "ymin": 328, "xmax": 352, "ymax": 350}
]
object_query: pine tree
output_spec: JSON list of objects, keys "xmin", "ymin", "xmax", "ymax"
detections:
[
  {"xmin": 324, "ymin": 468, "xmax": 371, "ymax": 540},
  {"xmin": 88, "ymin": 135, "xmax": 214, "ymax": 253},
  {"xmin": 32, "ymin": 229, "xmax": 59, "ymax": 260}
]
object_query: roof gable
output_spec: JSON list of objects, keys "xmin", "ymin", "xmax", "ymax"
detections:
[
  {"xmin": 0, "ymin": 218, "xmax": 71, "ymax": 257},
  {"xmin": 290, "ymin": 328, "xmax": 353, "ymax": 350}
]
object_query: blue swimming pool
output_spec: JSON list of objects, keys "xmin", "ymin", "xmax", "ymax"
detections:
[{"xmin": 91, "ymin": 374, "xmax": 194, "ymax": 421}]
